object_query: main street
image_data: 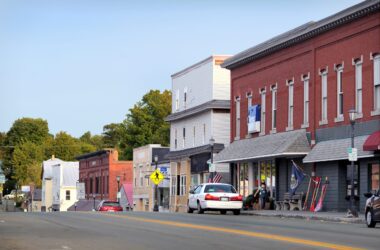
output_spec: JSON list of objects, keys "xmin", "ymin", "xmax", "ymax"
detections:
[{"xmin": 0, "ymin": 211, "xmax": 378, "ymax": 250}]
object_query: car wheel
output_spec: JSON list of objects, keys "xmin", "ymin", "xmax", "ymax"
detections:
[
  {"xmin": 233, "ymin": 209, "xmax": 240, "ymax": 215},
  {"xmin": 366, "ymin": 209, "xmax": 376, "ymax": 228},
  {"xmin": 187, "ymin": 202, "xmax": 194, "ymax": 213},
  {"xmin": 197, "ymin": 201, "xmax": 204, "ymax": 214},
  {"xmin": 220, "ymin": 210, "xmax": 227, "ymax": 215}
]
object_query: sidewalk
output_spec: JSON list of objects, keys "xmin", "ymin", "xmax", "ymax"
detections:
[{"xmin": 241, "ymin": 209, "xmax": 365, "ymax": 224}]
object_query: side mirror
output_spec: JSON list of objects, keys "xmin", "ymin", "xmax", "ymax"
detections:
[
  {"xmin": 364, "ymin": 192, "xmax": 373, "ymax": 198},
  {"xmin": 189, "ymin": 190, "xmax": 194, "ymax": 194}
]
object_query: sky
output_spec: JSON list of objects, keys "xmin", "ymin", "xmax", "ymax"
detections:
[{"xmin": 0, "ymin": 0, "xmax": 362, "ymax": 137}]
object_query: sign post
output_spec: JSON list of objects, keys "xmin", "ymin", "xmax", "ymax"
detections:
[{"xmin": 348, "ymin": 147, "xmax": 358, "ymax": 162}]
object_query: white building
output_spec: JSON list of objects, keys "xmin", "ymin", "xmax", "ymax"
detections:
[{"xmin": 166, "ymin": 55, "xmax": 232, "ymax": 212}]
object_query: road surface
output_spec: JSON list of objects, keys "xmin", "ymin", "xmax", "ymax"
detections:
[{"xmin": 0, "ymin": 211, "xmax": 378, "ymax": 250}]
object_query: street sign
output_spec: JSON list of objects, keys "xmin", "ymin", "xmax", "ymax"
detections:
[
  {"xmin": 150, "ymin": 169, "xmax": 164, "ymax": 185},
  {"xmin": 208, "ymin": 163, "xmax": 216, "ymax": 172},
  {"xmin": 348, "ymin": 147, "xmax": 358, "ymax": 161},
  {"xmin": 76, "ymin": 182, "xmax": 85, "ymax": 200},
  {"xmin": 0, "ymin": 174, "xmax": 5, "ymax": 184},
  {"xmin": 117, "ymin": 192, "xmax": 121, "ymax": 199}
]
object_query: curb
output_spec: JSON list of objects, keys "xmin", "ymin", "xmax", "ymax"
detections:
[{"xmin": 241, "ymin": 211, "xmax": 365, "ymax": 224}]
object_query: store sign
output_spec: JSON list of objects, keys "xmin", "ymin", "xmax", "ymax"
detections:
[
  {"xmin": 76, "ymin": 182, "xmax": 86, "ymax": 200},
  {"xmin": 348, "ymin": 147, "xmax": 358, "ymax": 161},
  {"xmin": 248, "ymin": 105, "xmax": 261, "ymax": 133},
  {"xmin": 209, "ymin": 163, "xmax": 216, "ymax": 172}
]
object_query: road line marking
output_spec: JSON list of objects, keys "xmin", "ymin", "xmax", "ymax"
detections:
[{"xmin": 97, "ymin": 213, "xmax": 365, "ymax": 250}]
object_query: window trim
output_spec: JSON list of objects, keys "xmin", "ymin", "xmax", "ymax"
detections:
[
  {"xmin": 235, "ymin": 96, "xmax": 241, "ymax": 140},
  {"xmin": 334, "ymin": 63, "xmax": 344, "ymax": 123},
  {"xmin": 270, "ymin": 84, "xmax": 277, "ymax": 134},
  {"xmin": 370, "ymin": 53, "xmax": 380, "ymax": 116},
  {"xmin": 319, "ymin": 67, "xmax": 328, "ymax": 125},
  {"xmin": 246, "ymin": 92, "xmax": 253, "ymax": 137},
  {"xmin": 301, "ymin": 73, "xmax": 310, "ymax": 128},
  {"xmin": 259, "ymin": 88, "xmax": 266, "ymax": 136},
  {"xmin": 286, "ymin": 79, "xmax": 294, "ymax": 131}
]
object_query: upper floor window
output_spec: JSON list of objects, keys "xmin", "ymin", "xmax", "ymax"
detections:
[
  {"xmin": 287, "ymin": 80, "xmax": 294, "ymax": 130},
  {"xmin": 184, "ymin": 87, "xmax": 188, "ymax": 109},
  {"xmin": 271, "ymin": 84, "xmax": 277, "ymax": 132},
  {"xmin": 193, "ymin": 126, "xmax": 196, "ymax": 147},
  {"xmin": 371, "ymin": 54, "xmax": 380, "ymax": 115},
  {"xmin": 247, "ymin": 92, "xmax": 252, "ymax": 135},
  {"xmin": 335, "ymin": 64, "xmax": 344, "ymax": 122},
  {"xmin": 260, "ymin": 88, "xmax": 266, "ymax": 136},
  {"xmin": 175, "ymin": 89, "xmax": 180, "ymax": 111},
  {"xmin": 353, "ymin": 57, "xmax": 363, "ymax": 115},
  {"xmin": 320, "ymin": 68, "xmax": 328, "ymax": 125},
  {"xmin": 174, "ymin": 129, "xmax": 178, "ymax": 149},
  {"xmin": 202, "ymin": 124, "xmax": 206, "ymax": 145},
  {"xmin": 182, "ymin": 127, "xmax": 186, "ymax": 148},
  {"xmin": 302, "ymin": 74, "xmax": 310, "ymax": 127},
  {"xmin": 235, "ymin": 96, "xmax": 241, "ymax": 139}
]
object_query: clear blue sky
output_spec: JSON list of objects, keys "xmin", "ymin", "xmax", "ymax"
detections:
[{"xmin": 0, "ymin": 0, "xmax": 362, "ymax": 137}]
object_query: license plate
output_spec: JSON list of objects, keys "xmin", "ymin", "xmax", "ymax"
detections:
[{"xmin": 220, "ymin": 197, "xmax": 229, "ymax": 201}]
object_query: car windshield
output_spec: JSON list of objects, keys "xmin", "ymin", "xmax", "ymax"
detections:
[
  {"xmin": 102, "ymin": 202, "xmax": 120, "ymax": 207},
  {"xmin": 204, "ymin": 185, "xmax": 237, "ymax": 193}
]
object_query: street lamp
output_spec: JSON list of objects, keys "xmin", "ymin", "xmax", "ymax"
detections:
[
  {"xmin": 116, "ymin": 176, "xmax": 120, "ymax": 202},
  {"xmin": 153, "ymin": 155, "xmax": 159, "ymax": 212},
  {"xmin": 348, "ymin": 109, "xmax": 358, "ymax": 218},
  {"xmin": 209, "ymin": 138, "xmax": 215, "ymax": 182}
]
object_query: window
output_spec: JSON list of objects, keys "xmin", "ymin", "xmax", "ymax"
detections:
[
  {"xmin": 182, "ymin": 127, "xmax": 186, "ymax": 148},
  {"xmin": 302, "ymin": 75, "xmax": 310, "ymax": 127},
  {"xmin": 171, "ymin": 176, "xmax": 177, "ymax": 196},
  {"xmin": 89, "ymin": 178, "xmax": 93, "ymax": 194},
  {"xmin": 139, "ymin": 166, "xmax": 143, "ymax": 187},
  {"xmin": 247, "ymin": 92, "xmax": 252, "ymax": 135},
  {"xmin": 372, "ymin": 54, "xmax": 380, "ymax": 113},
  {"xmin": 271, "ymin": 85, "xmax": 277, "ymax": 131},
  {"xmin": 193, "ymin": 126, "xmax": 196, "ymax": 147},
  {"xmin": 180, "ymin": 175, "xmax": 187, "ymax": 196},
  {"xmin": 335, "ymin": 65, "xmax": 344, "ymax": 121},
  {"xmin": 287, "ymin": 80, "xmax": 294, "ymax": 130},
  {"xmin": 191, "ymin": 174, "xmax": 200, "ymax": 190},
  {"xmin": 235, "ymin": 96, "xmax": 241, "ymax": 139},
  {"xmin": 184, "ymin": 87, "xmax": 188, "ymax": 109},
  {"xmin": 175, "ymin": 89, "xmax": 179, "ymax": 111},
  {"xmin": 95, "ymin": 177, "xmax": 99, "ymax": 193},
  {"xmin": 354, "ymin": 59, "xmax": 363, "ymax": 114},
  {"xmin": 134, "ymin": 177, "xmax": 137, "ymax": 187},
  {"xmin": 260, "ymin": 89, "xmax": 266, "ymax": 135},
  {"xmin": 174, "ymin": 129, "xmax": 178, "ymax": 149},
  {"xmin": 65, "ymin": 190, "xmax": 70, "ymax": 200},
  {"xmin": 320, "ymin": 69, "xmax": 328, "ymax": 124},
  {"xmin": 147, "ymin": 176, "xmax": 150, "ymax": 187},
  {"xmin": 202, "ymin": 124, "xmax": 206, "ymax": 145}
]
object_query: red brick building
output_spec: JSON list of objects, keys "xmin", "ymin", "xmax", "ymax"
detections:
[
  {"xmin": 215, "ymin": 0, "xmax": 380, "ymax": 211},
  {"xmin": 77, "ymin": 149, "xmax": 133, "ymax": 201}
]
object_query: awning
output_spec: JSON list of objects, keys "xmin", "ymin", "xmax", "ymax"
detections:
[
  {"xmin": 122, "ymin": 183, "xmax": 133, "ymax": 207},
  {"xmin": 303, "ymin": 135, "xmax": 375, "ymax": 163},
  {"xmin": 363, "ymin": 131, "xmax": 380, "ymax": 151},
  {"xmin": 167, "ymin": 143, "xmax": 224, "ymax": 161},
  {"xmin": 214, "ymin": 129, "xmax": 310, "ymax": 163}
]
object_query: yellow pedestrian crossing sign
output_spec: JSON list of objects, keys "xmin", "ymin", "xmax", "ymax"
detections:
[{"xmin": 150, "ymin": 169, "xmax": 164, "ymax": 185}]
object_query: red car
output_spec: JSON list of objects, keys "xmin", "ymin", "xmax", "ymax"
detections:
[{"xmin": 97, "ymin": 200, "xmax": 123, "ymax": 212}]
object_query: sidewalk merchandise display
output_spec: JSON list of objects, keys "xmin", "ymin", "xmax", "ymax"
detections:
[
  {"xmin": 315, "ymin": 177, "xmax": 329, "ymax": 212},
  {"xmin": 303, "ymin": 178, "xmax": 312, "ymax": 211},
  {"xmin": 310, "ymin": 177, "xmax": 322, "ymax": 212}
]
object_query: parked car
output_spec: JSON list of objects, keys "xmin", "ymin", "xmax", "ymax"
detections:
[
  {"xmin": 364, "ymin": 190, "xmax": 380, "ymax": 228},
  {"xmin": 188, "ymin": 183, "xmax": 243, "ymax": 215},
  {"xmin": 97, "ymin": 200, "xmax": 123, "ymax": 212},
  {"xmin": 3, "ymin": 190, "xmax": 25, "ymax": 200}
]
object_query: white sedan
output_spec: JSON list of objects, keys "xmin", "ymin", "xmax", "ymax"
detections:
[{"xmin": 188, "ymin": 183, "xmax": 243, "ymax": 215}]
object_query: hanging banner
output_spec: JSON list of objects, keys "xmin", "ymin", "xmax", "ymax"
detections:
[{"xmin": 248, "ymin": 105, "xmax": 261, "ymax": 133}]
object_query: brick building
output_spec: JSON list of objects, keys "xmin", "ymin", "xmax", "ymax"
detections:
[
  {"xmin": 215, "ymin": 0, "xmax": 380, "ymax": 211},
  {"xmin": 77, "ymin": 149, "xmax": 133, "ymax": 201}
]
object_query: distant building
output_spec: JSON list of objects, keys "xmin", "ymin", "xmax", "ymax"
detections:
[
  {"xmin": 41, "ymin": 156, "xmax": 64, "ymax": 212},
  {"xmin": 27, "ymin": 189, "xmax": 42, "ymax": 212},
  {"xmin": 132, "ymin": 144, "xmax": 170, "ymax": 212},
  {"xmin": 166, "ymin": 55, "xmax": 232, "ymax": 212},
  {"xmin": 119, "ymin": 183, "xmax": 133, "ymax": 211},
  {"xmin": 76, "ymin": 149, "xmax": 133, "ymax": 201}
]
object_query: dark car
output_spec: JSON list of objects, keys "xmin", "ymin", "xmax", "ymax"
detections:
[
  {"xmin": 364, "ymin": 190, "xmax": 380, "ymax": 228},
  {"xmin": 97, "ymin": 200, "xmax": 123, "ymax": 212}
]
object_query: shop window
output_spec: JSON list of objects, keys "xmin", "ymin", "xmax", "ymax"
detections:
[
  {"xmin": 370, "ymin": 163, "xmax": 379, "ymax": 191},
  {"xmin": 180, "ymin": 175, "xmax": 186, "ymax": 196},
  {"xmin": 171, "ymin": 176, "xmax": 177, "ymax": 196},
  {"xmin": 66, "ymin": 190, "xmax": 70, "ymax": 200},
  {"xmin": 346, "ymin": 164, "xmax": 359, "ymax": 198},
  {"xmin": 191, "ymin": 174, "xmax": 200, "ymax": 190},
  {"xmin": 258, "ymin": 160, "xmax": 276, "ymax": 199},
  {"xmin": 239, "ymin": 163, "xmax": 249, "ymax": 197}
]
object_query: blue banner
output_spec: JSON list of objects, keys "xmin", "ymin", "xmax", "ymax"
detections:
[{"xmin": 289, "ymin": 161, "xmax": 305, "ymax": 194}]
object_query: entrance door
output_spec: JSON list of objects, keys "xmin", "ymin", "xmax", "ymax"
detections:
[{"xmin": 258, "ymin": 160, "xmax": 276, "ymax": 199}]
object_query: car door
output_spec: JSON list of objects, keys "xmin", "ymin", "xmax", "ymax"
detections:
[
  {"xmin": 192, "ymin": 185, "xmax": 203, "ymax": 207},
  {"xmin": 373, "ymin": 190, "xmax": 380, "ymax": 220},
  {"xmin": 188, "ymin": 185, "xmax": 198, "ymax": 208}
]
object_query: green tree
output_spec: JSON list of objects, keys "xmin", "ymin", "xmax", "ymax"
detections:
[
  {"xmin": 6, "ymin": 118, "xmax": 50, "ymax": 146},
  {"xmin": 80, "ymin": 131, "xmax": 104, "ymax": 150},
  {"xmin": 122, "ymin": 89, "xmax": 171, "ymax": 159},
  {"xmin": 12, "ymin": 141, "xmax": 44, "ymax": 187}
]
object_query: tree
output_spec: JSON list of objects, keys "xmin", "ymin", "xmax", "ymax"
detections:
[
  {"xmin": 6, "ymin": 118, "xmax": 50, "ymax": 146},
  {"xmin": 80, "ymin": 131, "xmax": 104, "ymax": 150},
  {"xmin": 122, "ymin": 89, "xmax": 171, "ymax": 159},
  {"xmin": 12, "ymin": 141, "xmax": 44, "ymax": 187}
]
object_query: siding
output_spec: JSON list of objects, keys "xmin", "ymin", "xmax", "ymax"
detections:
[
  {"xmin": 213, "ymin": 62, "xmax": 231, "ymax": 100},
  {"xmin": 211, "ymin": 111, "xmax": 230, "ymax": 146}
]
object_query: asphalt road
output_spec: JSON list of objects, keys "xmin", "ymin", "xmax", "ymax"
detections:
[{"xmin": 0, "ymin": 211, "xmax": 379, "ymax": 250}]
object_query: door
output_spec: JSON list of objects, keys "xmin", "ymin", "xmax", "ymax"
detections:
[{"xmin": 189, "ymin": 185, "xmax": 202, "ymax": 208}]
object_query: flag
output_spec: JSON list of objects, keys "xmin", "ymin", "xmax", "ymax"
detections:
[
  {"xmin": 213, "ymin": 173, "xmax": 223, "ymax": 183},
  {"xmin": 289, "ymin": 161, "xmax": 305, "ymax": 194}
]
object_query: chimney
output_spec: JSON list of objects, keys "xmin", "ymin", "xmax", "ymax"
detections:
[{"xmin": 51, "ymin": 155, "xmax": 55, "ymax": 160}]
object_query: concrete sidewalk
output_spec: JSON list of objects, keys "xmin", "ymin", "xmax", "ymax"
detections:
[{"xmin": 241, "ymin": 209, "xmax": 365, "ymax": 224}]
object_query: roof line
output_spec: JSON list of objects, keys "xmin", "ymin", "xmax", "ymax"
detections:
[{"xmin": 214, "ymin": 152, "xmax": 309, "ymax": 164}]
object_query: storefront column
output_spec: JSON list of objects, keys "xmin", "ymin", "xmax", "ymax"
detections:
[{"xmin": 248, "ymin": 162, "xmax": 254, "ymax": 194}]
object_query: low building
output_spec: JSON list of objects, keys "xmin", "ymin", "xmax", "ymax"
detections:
[
  {"xmin": 76, "ymin": 149, "xmax": 133, "ymax": 201},
  {"xmin": 133, "ymin": 144, "xmax": 170, "ymax": 212}
]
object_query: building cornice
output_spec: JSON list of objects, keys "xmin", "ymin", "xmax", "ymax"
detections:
[{"xmin": 222, "ymin": 0, "xmax": 380, "ymax": 70}]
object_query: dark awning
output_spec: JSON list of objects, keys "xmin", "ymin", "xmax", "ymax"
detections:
[
  {"xmin": 363, "ymin": 131, "xmax": 380, "ymax": 151},
  {"xmin": 167, "ymin": 143, "xmax": 224, "ymax": 161},
  {"xmin": 214, "ymin": 129, "xmax": 310, "ymax": 163},
  {"xmin": 303, "ymin": 135, "xmax": 375, "ymax": 163}
]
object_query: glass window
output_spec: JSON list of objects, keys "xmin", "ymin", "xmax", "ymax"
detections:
[
  {"xmin": 190, "ymin": 174, "xmax": 200, "ymax": 190},
  {"xmin": 258, "ymin": 160, "xmax": 276, "ymax": 199},
  {"xmin": 65, "ymin": 190, "xmax": 70, "ymax": 200},
  {"xmin": 235, "ymin": 97, "xmax": 241, "ymax": 138},
  {"xmin": 370, "ymin": 163, "xmax": 379, "ymax": 191},
  {"xmin": 355, "ymin": 62, "xmax": 363, "ymax": 114},
  {"xmin": 204, "ymin": 184, "xmax": 237, "ymax": 193},
  {"xmin": 260, "ymin": 90, "xmax": 266, "ymax": 134},
  {"xmin": 271, "ymin": 87, "xmax": 277, "ymax": 130},
  {"xmin": 374, "ymin": 55, "xmax": 380, "ymax": 110},
  {"xmin": 321, "ymin": 71, "xmax": 328, "ymax": 121},
  {"xmin": 288, "ymin": 81, "xmax": 294, "ymax": 128},
  {"xmin": 194, "ymin": 185, "xmax": 203, "ymax": 194},
  {"xmin": 180, "ymin": 175, "xmax": 187, "ymax": 196},
  {"xmin": 171, "ymin": 176, "xmax": 177, "ymax": 196},
  {"xmin": 336, "ymin": 67, "xmax": 344, "ymax": 117},
  {"xmin": 303, "ymin": 78, "xmax": 309, "ymax": 125},
  {"xmin": 239, "ymin": 163, "xmax": 249, "ymax": 197}
]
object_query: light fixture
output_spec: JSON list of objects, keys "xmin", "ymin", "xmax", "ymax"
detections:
[
  {"xmin": 154, "ymin": 155, "xmax": 158, "ymax": 163},
  {"xmin": 348, "ymin": 109, "xmax": 357, "ymax": 124},
  {"xmin": 209, "ymin": 138, "xmax": 215, "ymax": 146}
]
